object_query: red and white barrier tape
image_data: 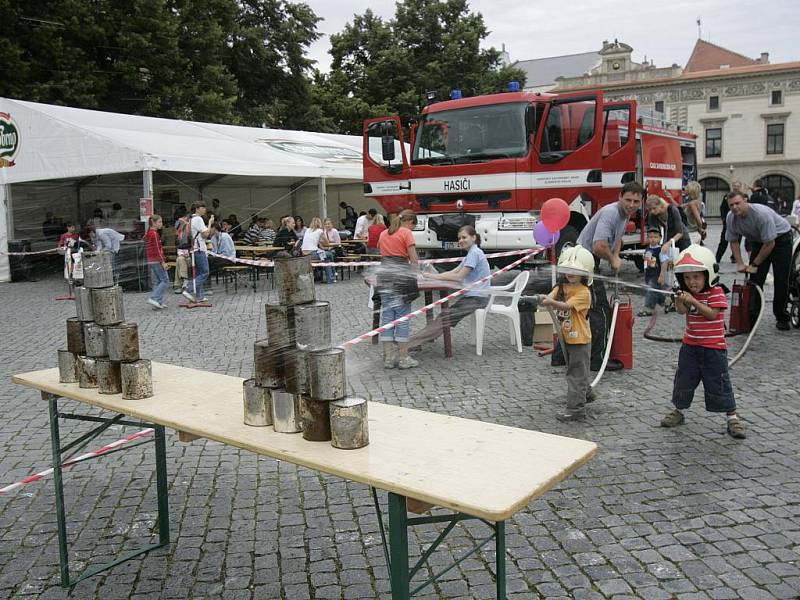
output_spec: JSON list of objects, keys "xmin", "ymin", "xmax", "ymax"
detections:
[
  {"xmin": 208, "ymin": 248, "xmax": 535, "ymax": 269},
  {"xmin": 0, "ymin": 247, "xmax": 61, "ymax": 256},
  {"xmin": 0, "ymin": 428, "xmax": 154, "ymax": 495},
  {"xmin": 338, "ymin": 247, "xmax": 544, "ymax": 349}
]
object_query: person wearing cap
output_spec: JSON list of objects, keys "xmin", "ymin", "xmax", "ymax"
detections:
[
  {"xmin": 661, "ymin": 244, "xmax": 745, "ymax": 439},
  {"xmin": 539, "ymin": 245, "xmax": 596, "ymax": 422},
  {"xmin": 725, "ymin": 191, "xmax": 792, "ymax": 330}
]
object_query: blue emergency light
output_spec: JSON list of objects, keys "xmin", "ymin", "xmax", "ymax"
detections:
[
  {"xmin": 450, "ymin": 88, "xmax": 462, "ymax": 100},
  {"xmin": 507, "ymin": 81, "xmax": 521, "ymax": 92}
]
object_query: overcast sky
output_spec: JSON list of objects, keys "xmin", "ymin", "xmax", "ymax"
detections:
[{"xmin": 306, "ymin": 0, "xmax": 798, "ymax": 73}]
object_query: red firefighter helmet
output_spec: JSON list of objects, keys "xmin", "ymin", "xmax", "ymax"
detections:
[{"xmin": 674, "ymin": 244, "xmax": 719, "ymax": 290}]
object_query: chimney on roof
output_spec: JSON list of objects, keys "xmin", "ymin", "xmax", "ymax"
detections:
[{"xmin": 759, "ymin": 52, "xmax": 769, "ymax": 64}]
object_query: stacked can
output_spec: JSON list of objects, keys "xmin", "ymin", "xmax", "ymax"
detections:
[
  {"xmin": 57, "ymin": 251, "xmax": 152, "ymax": 400},
  {"xmin": 242, "ymin": 255, "xmax": 369, "ymax": 449}
]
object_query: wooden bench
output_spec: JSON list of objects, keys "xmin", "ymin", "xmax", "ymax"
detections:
[
  {"xmin": 221, "ymin": 265, "xmax": 251, "ymax": 293},
  {"xmin": 12, "ymin": 363, "xmax": 596, "ymax": 597}
]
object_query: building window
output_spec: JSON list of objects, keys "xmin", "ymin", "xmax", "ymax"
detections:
[
  {"xmin": 771, "ymin": 90, "xmax": 783, "ymax": 105},
  {"xmin": 766, "ymin": 123, "xmax": 784, "ymax": 155},
  {"xmin": 705, "ymin": 127, "xmax": 722, "ymax": 158},
  {"xmin": 654, "ymin": 100, "xmax": 664, "ymax": 114},
  {"xmin": 699, "ymin": 177, "xmax": 731, "ymax": 219},
  {"xmin": 708, "ymin": 95, "xmax": 720, "ymax": 111}
]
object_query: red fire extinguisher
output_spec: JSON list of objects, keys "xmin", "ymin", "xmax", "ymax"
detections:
[
  {"xmin": 729, "ymin": 278, "xmax": 754, "ymax": 334},
  {"xmin": 610, "ymin": 297, "xmax": 634, "ymax": 369}
]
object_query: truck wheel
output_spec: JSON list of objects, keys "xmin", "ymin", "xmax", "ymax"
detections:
[{"xmin": 555, "ymin": 225, "xmax": 578, "ymax": 256}]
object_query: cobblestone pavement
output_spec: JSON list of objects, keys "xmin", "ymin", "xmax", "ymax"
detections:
[{"xmin": 1, "ymin": 223, "xmax": 799, "ymax": 599}]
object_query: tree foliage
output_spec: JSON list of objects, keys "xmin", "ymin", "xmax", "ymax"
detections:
[
  {"xmin": 0, "ymin": 0, "xmax": 523, "ymax": 134},
  {"xmin": 317, "ymin": 0, "xmax": 526, "ymax": 134}
]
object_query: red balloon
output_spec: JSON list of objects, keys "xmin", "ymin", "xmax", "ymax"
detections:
[{"xmin": 541, "ymin": 197, "xmax": 570, "ymax": 232}]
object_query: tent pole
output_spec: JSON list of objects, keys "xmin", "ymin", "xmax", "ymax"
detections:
[
  {"xmin": 318, "ymin": 176, "xmax": 327, "ymax": 220},
  {"xmin": 142, "ymin": 170, "xmax": 154, "ymax": 225},
  {"xmin": 0, "ymin": 184, "xmax": 10, "ymax": 282}
]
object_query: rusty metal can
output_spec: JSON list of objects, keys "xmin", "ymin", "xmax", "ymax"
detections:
[
  {"xmin": 82, "ymin": 251, "xmax": 114, "ymax": 288},
  {"xmin": 274, "ymin": 255, "xmax": 315, "ymax": 306},
  {"xmin": 96, "ymin": 358, "xmax": 122, "ymax": 394},
  {"xmin": 253, "ymin": 339, "xmax": 285, "ymax": 387},
  {"xmin": 105, "ymin": 322, "xmax": 140, "ymax": 362},
  {"xmin": 271, "ymin": 389, "xmax": 302, "ymax": 433},
  {"xmin": 308, "ymin": 348, "xmax": 346, "ymax": 401},
  {"xmin": 121, "ymin": 359, "xmax": 153, "ymax": 400},
  {"xmin": 243, "ymin": 379, "xmax": 273, "ymax": 426},
  {"xmin": 66, "ymin": 318, "xmax": 85, "ymax": 354},
  {"xmin": 91, "ymin": 285, "xmax": 125, "ymax": 326},
  {"xmin": 57, "ymin": 350, "xmax": 78, "ymax": 383},
  {"xmin": 330, "ymin": 397, "xmax": 369, "ymax": 449},
  {"xmin": 77, "ymin": 356, "xmax": 98, "ymax": 389},
  {"xmin": 294, "ymin": 301, "xmax": 331, "ymax": 351},
  {"xmin": 75, "ymin": 286, "xmax": 94, "ymax": 322},
  {"xmin": 83, "ymin": 322, "xmax": 107, "ymax": 358},
  {"xmin": 265, "ymin": 302, "xmax": 295, "ymax": 348}
]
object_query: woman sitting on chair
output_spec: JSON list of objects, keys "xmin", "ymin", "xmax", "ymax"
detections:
[{"xmin": 409, "ymin": 225, "xmax": 490, "ymax": 348}]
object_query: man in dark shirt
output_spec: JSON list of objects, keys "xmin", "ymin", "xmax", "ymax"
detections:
[
  {"xmin": 748, "ymin": 179, "xmax": 774, "ymax": 207},
  {"xmin": 339, "ymin": 201, "xmax": 358, "ymax": 231},
  {"xmin": 726, "ymin": 191, "xmax": 792, "ymax": 330}
]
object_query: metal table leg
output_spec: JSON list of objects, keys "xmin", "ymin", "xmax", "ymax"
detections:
[
  {"xmin": 47, "ymin": 394, "xmax": 71, "ymax": 587},
  {"xmin": 496, "ymin": 520, "xmax": 506, "ymax": 599},
  {"xmin": 388, "ymin": 493, "xmax": 410, "ymax": 600},
  {"xmin": 375, "ymin": 488, "xmax": 507, "ymax": 599},
  {"xmin": 42, "ymin": 392, "xmax": 171, "ymax": 587}
]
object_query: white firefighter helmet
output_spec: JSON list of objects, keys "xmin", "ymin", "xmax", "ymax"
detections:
[
  {"xmin": 557, "ymin": 244, "xmax": 594, "ymax": 285},
  {"xmin": 674, "ymin": 244, "xmax": 719, "ymax": 289}
]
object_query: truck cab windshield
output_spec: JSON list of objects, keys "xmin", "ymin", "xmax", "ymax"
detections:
[{"xmin": 412, "ymin": 102, "xmax": 530, "ymax": 165}]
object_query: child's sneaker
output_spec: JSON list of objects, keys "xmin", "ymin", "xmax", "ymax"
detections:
[
  {"xmin": 147, "ymin": 298, "xmax": 161, "ymax": 309},
  {"xmin": 727, "ymin": 417, "xmax": 746, "ymax": 439},
  {"xmin": 556, "ymin": 410, "xmax": 585, "ymax": 422},
  {"xmin": 660, "ymin": 409, "xmax": 685, "ymax": 427},
  {"xmin": 397, "ymin": 356, "xmax": 419, "ymax": 370}
]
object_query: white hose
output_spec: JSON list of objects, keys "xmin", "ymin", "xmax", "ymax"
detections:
[
  {"xmin": 728, "ymin": 284, "xmax": 765, "ymax": 367},
  {"xmin": 590, "ymin": 300, "xmax": 620, "ymax": 388}
]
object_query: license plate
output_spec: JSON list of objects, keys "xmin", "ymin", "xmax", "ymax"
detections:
[{"xmin": 441, "ymin": 241, "xmax": 460, "ymax": 249}]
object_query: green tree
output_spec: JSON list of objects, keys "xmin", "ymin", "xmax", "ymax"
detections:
[
  {"xmin": 227, "ymin": 0, "xmax": 321, "ymax": 129},
  {"xmin": 0, "ymin": 0, "xmax": 108, "ymax": 108},
  {"xmin": 316, "ymin": 0, "xmax": 525, "ymax": 134},
  {"xmin": 100, "ymin": 0, "xmax": 194, "ymax": 118},
  {"xmin": 175, "ymin": 0, "xmax": 239, "ymax": 122}
]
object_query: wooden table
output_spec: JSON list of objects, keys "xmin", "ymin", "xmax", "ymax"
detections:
[
  {"xmin": 367, "ymin": 275, "xmax": 458, "ymax": 357},
  {"xmin": 13, "ymin": 363, "xmax": 596, "ymax": 598}
]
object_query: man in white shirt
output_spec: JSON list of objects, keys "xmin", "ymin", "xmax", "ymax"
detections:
[
  {"xmin": 184, "ymin": 201, "xmax": 213, "ymax": 302},
  {"xmin": 353, "ymin": 209, "xmax": 375, "ymax": 240}
]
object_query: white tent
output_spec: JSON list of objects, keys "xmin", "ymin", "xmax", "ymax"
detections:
[{"xmin": 0, "ymin": 98, "xmax": 367, "ymax": 282}]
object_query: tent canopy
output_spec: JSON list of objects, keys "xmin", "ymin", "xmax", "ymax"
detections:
[{"xmin": 0, "ymin": 98, "xmax": 364, "ymax": 185}]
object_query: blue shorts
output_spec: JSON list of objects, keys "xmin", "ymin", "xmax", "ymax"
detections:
[{"xmin": 672, "ymin": 344, "xmax": 736, "ymax": 413}]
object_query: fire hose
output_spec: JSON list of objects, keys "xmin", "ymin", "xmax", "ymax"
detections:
[
  {"xmin": 642, "ymin": 279, "xmax": 765, "ymax": 368},
  {"xmin": 590, "ymin": 299, "xmax": 620, "ymax": 388},
  {"xmin": 524, "ymin": 294, "xmax": 620, "ymax": 389}
]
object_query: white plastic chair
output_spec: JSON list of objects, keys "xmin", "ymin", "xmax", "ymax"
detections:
[{"xmin": 473, "ymin": 271, "xmax": 530, "ymax": 356}]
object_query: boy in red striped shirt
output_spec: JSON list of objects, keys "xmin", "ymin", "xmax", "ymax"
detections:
[{"xmin": 661, "ymin": 245, "xmax": 746, "ymax": 439}]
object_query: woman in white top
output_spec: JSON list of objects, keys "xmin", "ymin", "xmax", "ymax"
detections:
[{"xmin": 301, "ymin": 217, "xmax": 336, "ymax": 283}]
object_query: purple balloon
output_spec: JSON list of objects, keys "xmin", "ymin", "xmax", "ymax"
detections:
[{"xmin": 533, "ymin": 221, "xmax": 560, "ymax": 247}]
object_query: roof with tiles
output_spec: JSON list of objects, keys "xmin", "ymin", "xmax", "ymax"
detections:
[{"xmin": 684, "ymin": 39, "xmax": 758, "ymax": 73}]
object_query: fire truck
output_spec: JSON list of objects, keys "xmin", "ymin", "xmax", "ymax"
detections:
[{"xmin": 362, "ymin": 87, "xmax": 697, "ymax": 256}]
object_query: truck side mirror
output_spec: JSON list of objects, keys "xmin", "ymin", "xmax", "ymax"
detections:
[{"xmin": 381, "ymin": 134, "xmax": 396, "ymax": 162}]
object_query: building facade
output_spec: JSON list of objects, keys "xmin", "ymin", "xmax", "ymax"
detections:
[{"xmin": 552, "ymin": 40, "xmax": 800, "ymax": 216}]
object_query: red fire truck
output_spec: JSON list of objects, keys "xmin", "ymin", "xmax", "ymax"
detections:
[{"xmin": 362, "ymin": 88, "xmax": 697, "ymax": 256}]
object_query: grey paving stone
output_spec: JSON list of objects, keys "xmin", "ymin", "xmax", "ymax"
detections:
[{"xmin": 1, "ymin": 230, "xmax": 799, "ymax": 599}]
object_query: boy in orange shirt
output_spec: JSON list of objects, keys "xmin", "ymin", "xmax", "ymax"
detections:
[{"xmin": 540, "ymin": 245, "xmax": 596, "ymax": 422}]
